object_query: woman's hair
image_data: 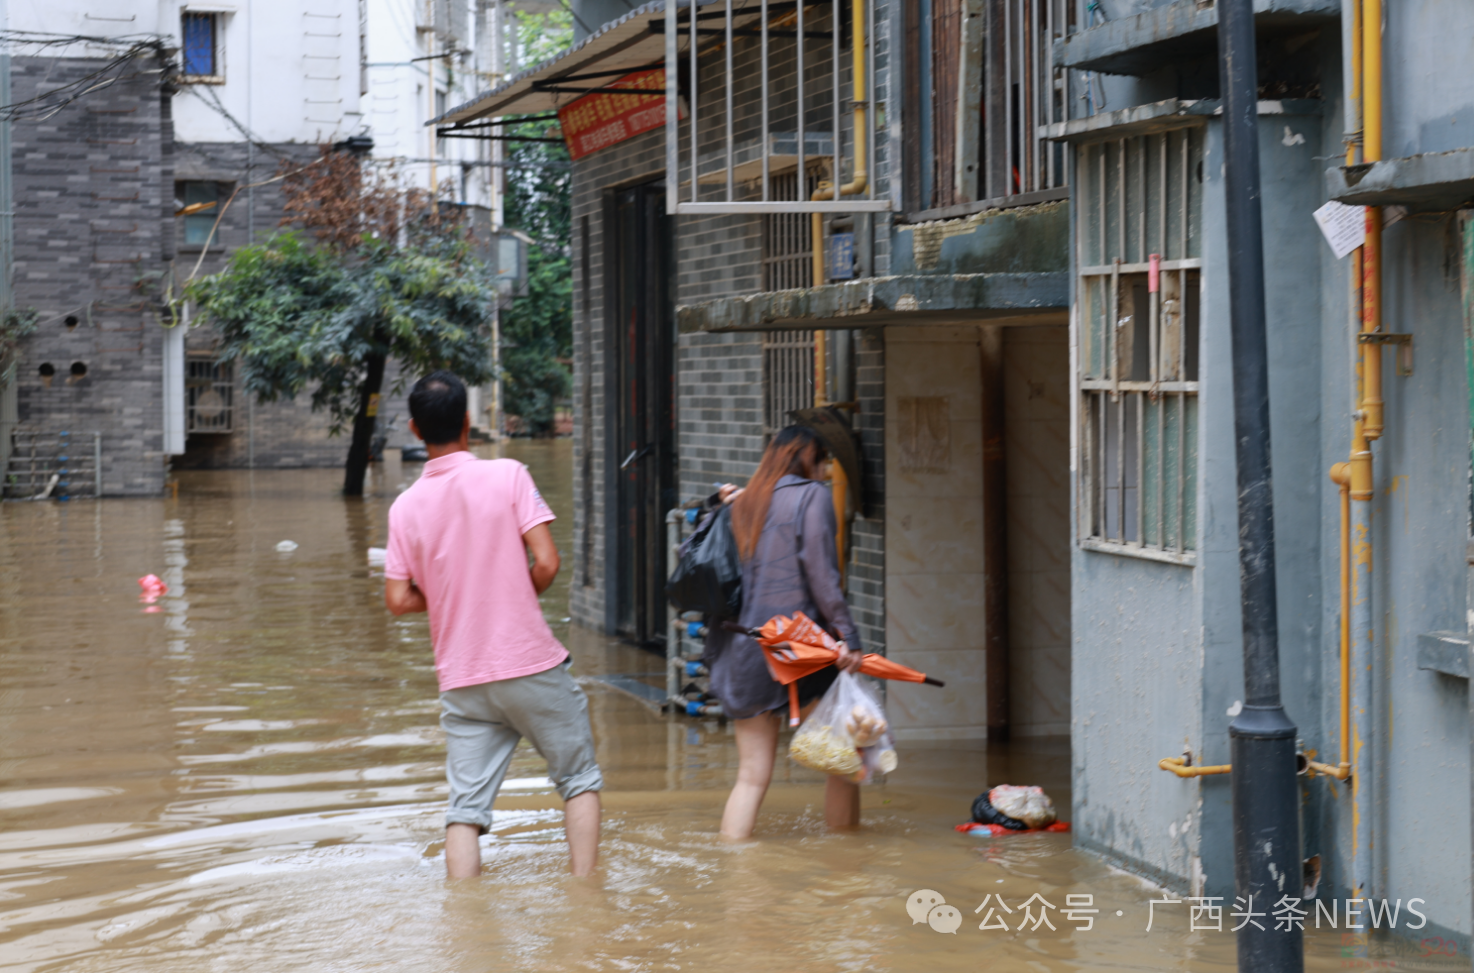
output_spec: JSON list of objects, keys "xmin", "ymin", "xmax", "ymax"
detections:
[{"xmin": 730, "ymin": 424, "xmax": 828, "ymax": 561}]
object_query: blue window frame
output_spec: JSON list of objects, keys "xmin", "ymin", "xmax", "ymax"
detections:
[{"xmin": 181, "ymin": 13, "xmax": 217, "ymax": 78}]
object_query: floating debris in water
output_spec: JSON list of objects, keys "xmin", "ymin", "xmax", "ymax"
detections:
[{"xmin": 275, "ymin": 540, "xmax": 299, "ymax": 553}]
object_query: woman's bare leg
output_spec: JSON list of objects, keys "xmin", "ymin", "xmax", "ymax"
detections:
[
  {"xmin": 824, "ymin": 775, "xmax": 861, "ymax": 829},
  {"xmin": 720, "ymin": 713, "xmax": 780, "ymax": 839}
]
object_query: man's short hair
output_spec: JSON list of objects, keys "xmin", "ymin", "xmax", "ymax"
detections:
[{"xmin": 408, "ymin": 370, "xmax": 468, "ymax": 445}]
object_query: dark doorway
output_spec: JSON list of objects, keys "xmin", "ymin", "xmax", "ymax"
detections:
[{"xmin": 608, "ymin": 181, "xmax": 675, "ymax": 644}]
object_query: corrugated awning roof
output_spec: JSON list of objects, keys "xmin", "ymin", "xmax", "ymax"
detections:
[{"xmin": 436, "ymin": 0, "xmax": 752, "ymax": 126}]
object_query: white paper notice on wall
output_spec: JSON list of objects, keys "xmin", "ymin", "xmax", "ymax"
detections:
[{"xmin": 1313, "ymin": 200, "xmax": 1366, "ymax": 259}]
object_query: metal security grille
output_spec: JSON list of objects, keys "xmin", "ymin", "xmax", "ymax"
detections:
[
  {"xmin": 992, "ymin": 0, "xmax": 1070, "ymax": 199},
  {"xmin": 930, "ymin": 0, "xmax": 961, "ymax": 209},
  {"xmin": 1077, "ymin": 127, "xmax": 1203, "ymax": 556},
  {"xmin": 761, "ymin": 169, "xmax": 820, "ymax": 290},
  {"xmin": 181, "ymin": 13, "xmax": 218, "ymax": 78},
  {"xmin": 662, "ymin": 0, "xmax": 891, "ymax": 215},
  {"xmin": 762, "ymin": 330, "xmax": 815, "ymax": 436},
  {"xmin": 2, "ymin": 429, "xmax": 101, "ymax": 499},
  {"xmin": 905, "ymin": 0, "xmax": 1070, "ymax": 214},
  {"xmin": 186, "ymin": 357, "xmax": 234, "ymax": 434}
]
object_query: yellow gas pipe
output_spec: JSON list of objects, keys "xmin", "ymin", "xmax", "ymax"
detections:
[
  {"xmin": 1158, "ymin": 757, "xmax": 1232, "ymax": 778},
  {"xmin": 1164, "ymin": 0, "xmax": 1374, "ymax": 786},
  {"xmin": 1313, "ymin": 0, "xmax": 1382, "ymax": 792},
  {"xmin": 806, "ymin": 0, "xmax": 868, "ymax": 580},
  {"xmin": 1309, "ymin": 463, "xmax": 1354, "ymax": 781}
]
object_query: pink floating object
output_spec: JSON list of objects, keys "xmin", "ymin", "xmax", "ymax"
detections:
[{"xmin": 138, "ymin": 574, "xmax": 168, "ymax": 603}]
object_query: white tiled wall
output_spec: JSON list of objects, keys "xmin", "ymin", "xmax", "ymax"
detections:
[
  {"xmin": 884, "ymin": 327, "xmax": 988, "ymax": 739},
  {"xmin": 1004, "ymin": 325, "xmax": 1071, "ymax": 737}
]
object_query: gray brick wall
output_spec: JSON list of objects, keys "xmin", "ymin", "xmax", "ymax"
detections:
[
  {"xmin": 568, "ymin": 12, "xmax": 895, "ymax": 634},
  {"xmin": 10, "ymin": 54, "xmax": 172, "ymax": 497},
  {"xmin": 172, "ymin": 357, "xmax": 414, "ymax": 470},
  {"xmin": 5, "ymin": 57, "xmax": 407, "ymax": 488},
  {"xmin": 676, "ymin": 331, "xmax": 765, "ymax": 502}
]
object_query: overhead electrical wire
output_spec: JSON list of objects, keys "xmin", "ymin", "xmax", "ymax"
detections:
[{"xmin": 0, "ymin": 32, "xmax": 169, "ymax": 121}]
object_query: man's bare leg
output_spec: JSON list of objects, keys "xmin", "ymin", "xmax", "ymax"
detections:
[
  {"xmin": 445, "ymin": 823, "xmax": 482, "ymax": 878},
  {"xmin": 564, "ymin": 791, "xmax": 601, "ymax": 876}
]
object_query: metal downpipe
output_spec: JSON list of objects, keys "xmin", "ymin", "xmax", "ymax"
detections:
[
  {"xmin": 1350, "ymin": 481, "xmax": 1373, "ymax": 896},
  {"xmin": 1217, "ymin": 0, "xmax": 1303, "ymax": 968}
]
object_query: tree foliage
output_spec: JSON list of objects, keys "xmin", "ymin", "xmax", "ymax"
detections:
[
  {"xmin": 490, "ymin": 6, "xmax": 575, "ymax": 438},
  {"xmin": 278, "ymin": 150, "xmax": 440, "ymax": 253},
  {"xmin": 190, "ymin": 231, "xmax": 496, "ymax": 433},
  {"xmin": 499, "ymin": 114, "xmax": 572, "ymax": 436},
  {"xmin": 188, "ymin": 145, "xmax": 498, "ymax": 493}
]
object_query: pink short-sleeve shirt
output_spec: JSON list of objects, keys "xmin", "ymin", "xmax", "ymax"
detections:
[{"xmin": 384, "ymin": 451, "xmax": 565, "ymax": 691}]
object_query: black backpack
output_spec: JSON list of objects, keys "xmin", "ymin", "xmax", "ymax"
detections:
[{"xmin": 666, "ymin": 505, "xmax": 743, "ymax": 619}]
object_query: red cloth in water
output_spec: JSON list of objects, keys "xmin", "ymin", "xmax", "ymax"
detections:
[{"xmin": 955, "ymin": 821, "xmax": 1071, "ymax": 836}]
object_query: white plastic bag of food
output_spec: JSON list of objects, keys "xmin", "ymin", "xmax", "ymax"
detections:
[
  {"xmin": 988, "ymin": 784, "xmax": 1057, "ymax": 829},
  {"xmin": 788, "ymin": 672, "xmax": 898, "ymax": 783}
]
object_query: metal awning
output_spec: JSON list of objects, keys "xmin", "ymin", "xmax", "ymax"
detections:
[{"xmin": 436, "ymin": 0, "xmax": 732, "ymax": 125}]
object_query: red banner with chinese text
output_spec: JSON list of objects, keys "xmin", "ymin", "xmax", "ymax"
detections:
[{"xmin": 557, "ymin": 69, "xmax": 681, "ymax": 161}]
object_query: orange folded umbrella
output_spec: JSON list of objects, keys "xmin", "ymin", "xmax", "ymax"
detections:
[{"xmin": 728, "ymin": 612, "xmax": 945, "ymax": 725}]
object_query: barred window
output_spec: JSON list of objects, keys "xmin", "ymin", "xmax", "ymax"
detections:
[
  {"xmin": 181, "ymin": 13, "xmax": 221, "ymax": 80},
  {"xmin": 1077, "ymin": 127, "xmax": 1203, "ymax": 557},
  {"xmin": 904, "ymin": 0, "xmax": 1070, "ymax": 215},
  {"xmin": 186, "ymin": 356, "xmax": 234, "ymax": 434},
  {"xmin": 762, "ymin": 330, "xmax": 814, "ymax": 438},
  {"xmin": 762, "ymin": 169, "xmax": 819, "ymax": 291}
]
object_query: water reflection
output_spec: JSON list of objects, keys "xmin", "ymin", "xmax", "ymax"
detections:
[{"xmin": 0, "ymin": 441, "xmax": 1458, "ymax": 972}]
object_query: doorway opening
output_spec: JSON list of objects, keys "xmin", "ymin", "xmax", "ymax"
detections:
[
  {"xmin": 984, "ymin": 323, "xmax": 1072, "ymax": 739},
  {"xmin": 882, "ymin": 322, "xmax": 1070, "ymax": 741},
  {"xmin": 607, "ymin": 181, "xmax": 675, "ymax": 645}
]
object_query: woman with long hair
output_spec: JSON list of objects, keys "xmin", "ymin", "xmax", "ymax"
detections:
[{"xmin": 703, "ymin": 424, "xmax": 864, "ymax": 839}]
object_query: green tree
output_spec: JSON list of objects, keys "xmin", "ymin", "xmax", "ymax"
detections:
[
  {"xmin": 491, "ymin": 5, "xmax": 574, "ymax": 437},
  {"xmin": 188, "ymin": 151, "xmax": 498, "ymax": 495},
  {"xmin": 500, "ymin": 113, "xmax": 572, "ymax": 436}
]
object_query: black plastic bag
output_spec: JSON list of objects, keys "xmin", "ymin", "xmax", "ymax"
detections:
[
  {"xmin": 970, "ymin": 791, "xmax": 1028, "ymax": 830},
  {"xmin": 666, "ymin": 505, "xmax": 742, "ymax": 619}
]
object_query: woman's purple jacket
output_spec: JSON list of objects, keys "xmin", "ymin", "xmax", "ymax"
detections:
[{"xmin": 700, "ymin": 474, "xmax": 862, "ymax": 720}]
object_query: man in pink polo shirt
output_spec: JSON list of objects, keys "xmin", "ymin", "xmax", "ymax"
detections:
[{"xmin": 384, "ymin": 371, "xmax": 602, "ymax": 879}]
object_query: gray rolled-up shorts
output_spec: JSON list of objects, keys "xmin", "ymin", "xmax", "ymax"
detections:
[{"xmin": 440, "ymin": 659, "xmax": 604, "ymax": 831}]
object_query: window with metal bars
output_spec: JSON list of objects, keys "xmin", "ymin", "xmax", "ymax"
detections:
[
  {"xmin": 762, "ymin": 169, "xmax": 820, "ymax": 291},
  {"xmin": 904, "ymin": 0, "xmax": 1071, "ymax": 215},
  {"xmin": 181, "ymin": 13, "xmax": 221, "ymax": 80},
  {"xmin": 186, "ymin": 357, "xmax": 234, "ymax": 434},
  {"xmin": 1077, "ymin": 127, "xmax": 1203, "ymax": 558},
  {"xmin": 762, "ymin": 330, "xmax": 815, "ymax": 437}
]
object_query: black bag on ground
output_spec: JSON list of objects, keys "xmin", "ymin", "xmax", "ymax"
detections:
[
  {"xmin": 970, "ymin": 791, "xmax": 1028, "ymax": 830},
  {"xmin": 665, "ymin": 505, "xmax": 743, "ymax": 619}
]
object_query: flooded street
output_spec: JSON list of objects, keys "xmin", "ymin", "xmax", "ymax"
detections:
[{"xmin": 0, "ymin": 440, "xmax": 1458, "ymax": 972}]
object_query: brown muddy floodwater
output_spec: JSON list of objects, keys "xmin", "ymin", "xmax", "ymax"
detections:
[{"xmin": 0, "ymin": 439, "xmax": 1461, "ymax": 973}]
